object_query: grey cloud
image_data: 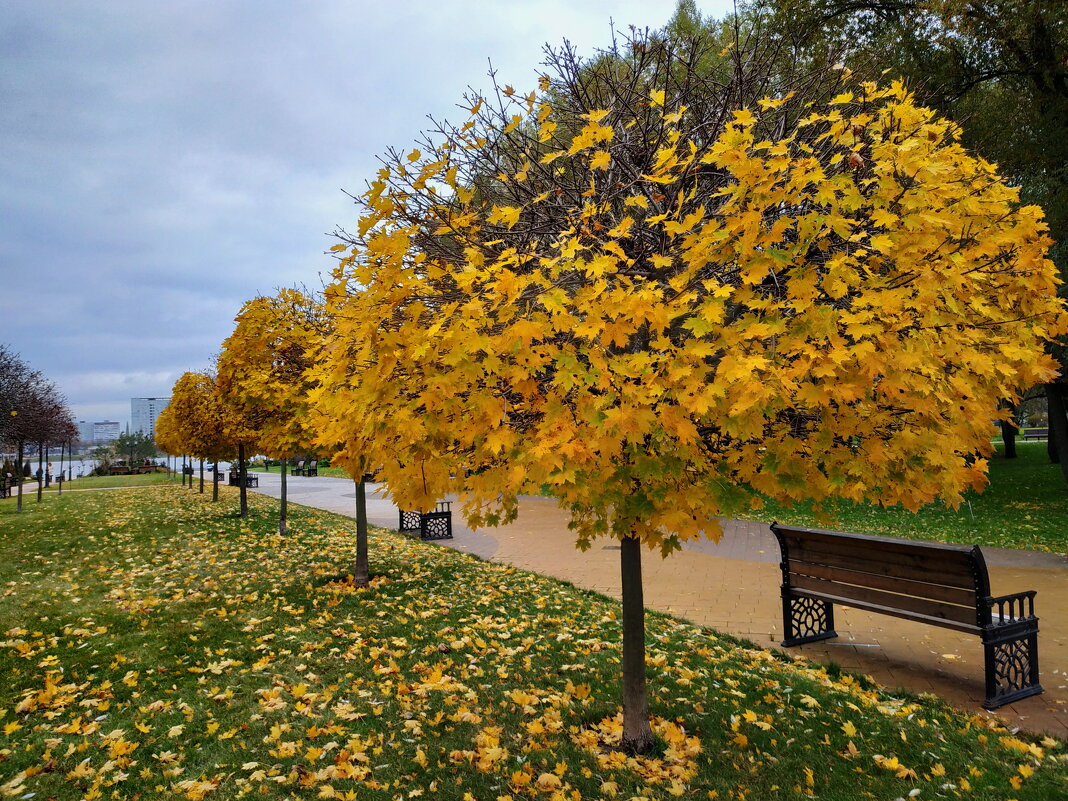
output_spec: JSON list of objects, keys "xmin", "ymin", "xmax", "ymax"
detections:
[{"xmin": 1, "ymin": 0, "xmax": 722, "ymax": 424}]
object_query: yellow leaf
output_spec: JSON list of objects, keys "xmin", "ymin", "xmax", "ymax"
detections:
[
  {"xmin": 489, "ymin": 205, "xmax": 522, "ymax": 229},
  {"xmin": 606, "ymin": 217, "xmax": 634, "ymax": 239},
  {"xmin": 590, "ymin": 150, "xmax": 612, "ymax": 171},
  {"xmin": 535, "ymin": 773, "xmax": 561, "ymax": 791}
]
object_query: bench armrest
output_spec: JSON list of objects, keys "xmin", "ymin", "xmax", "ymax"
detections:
[{"xmin": 986, "ymin": 591, "xmax": 1036, "ymax": 624}]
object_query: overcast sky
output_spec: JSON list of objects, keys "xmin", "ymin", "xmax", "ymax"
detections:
[{"xmin": 1, "ymin": 0, "xmax": 733, "ymax": 426}]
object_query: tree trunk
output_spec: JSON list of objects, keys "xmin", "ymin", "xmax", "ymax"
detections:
[
  {"xmin": 212, "ymin": 463, "xmax": 219, "ymax": 502},
  {"xmin": 279, "ymin": 458, "xmax": 288, "ymax": 536},
  {"xmin": 619, "ymin": 535, "xmax": 654, "ymax": 754},
  {"xmin": 58, "ymin": 441, "xmax": 64, "ymax": 495},
  {"xmin": 238, "ymin": 443, "xmax": 248, "ymax": 517},
  {"xmin": 1046, "ymin": 383, "xmax": 1068, "ymax": 485},
  {"xmin": 37, "ymin": 442, "xmax": 43, "ymax": 503},
  {"xmin": 181, "ymin": 457, "xmax": 186, "ymax": 487},
  {"xmin": 1001, "ymin": 402, "xmax": 1018, "ymax": 459},
  {"xmin": 16, "ymin": 441, "xmax": 24, "ymax": 513},
  {"xmin": 199, "ymin": 458, "xmax": 204, "ymax": 493},
  {"xmin": 354, "ymin": 477, "xmax": 369, "ymax": 588}
]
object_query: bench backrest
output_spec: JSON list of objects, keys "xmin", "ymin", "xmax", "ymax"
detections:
[{"xmin": 771, "ymin": 523, "xmax": 992, "ymax": 633}]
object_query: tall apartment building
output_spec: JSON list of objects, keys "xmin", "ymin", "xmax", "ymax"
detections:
[
  {"xmin": 93, "ymin": 421, "xmax": 120, "ymax": 443},
  {"xmin": 131, "ymin": 397, "xmax": 169, "ymax": 438}
]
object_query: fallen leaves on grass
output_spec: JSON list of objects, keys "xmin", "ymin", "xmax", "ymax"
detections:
[{"xmin": 1, "ymin": 486, "xmax": 1065, "ymax": 800}]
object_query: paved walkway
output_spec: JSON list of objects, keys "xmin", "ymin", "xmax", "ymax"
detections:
[{"xmin": 250, "ymin": 471, "xmax": 1068, "ymax": 738}]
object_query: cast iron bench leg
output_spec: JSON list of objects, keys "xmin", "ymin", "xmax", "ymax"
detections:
[
  {"xmin": 982, "ymin": 623, "xmax": 1042, "ymax": 709},
  {"xmin": 781, "ymin": 592, "xmax": 837, "ymax": 647}
]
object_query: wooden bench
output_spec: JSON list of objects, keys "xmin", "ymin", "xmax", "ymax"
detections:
[
  {"xmin": 770, "ymin": 523, "xmax": 1041, "ymax": 710},
  {"xmin": 1022, "ymin": 428, "xmax": 1048, "ymax": 440},
  {"xmin": 304, "ymin": 461, "xmax": 318, "ymax": 477},
  {"xmin": 291, "ymin": 459, "xmax": 305, "ymax": 476}
]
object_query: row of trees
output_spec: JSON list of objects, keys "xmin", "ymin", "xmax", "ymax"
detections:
[
  {"xmin": 0, "ymin": 345, "xmax": 77, "ymax": 511},
  {"xmin": 161, "ymin": 3, "xmax": 1067, "ymax": 753}
]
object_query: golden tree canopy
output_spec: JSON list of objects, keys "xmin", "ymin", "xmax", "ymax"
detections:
[
  {"xmin": 320, "ymin": 75, "xmax": 1067, "ymax": 552},
  {"xmin": 158, "ymin": 371, "xmax": 229, "ymax": 461},
  {"xmin": 217, "ymin": 289, "xmax": 326, "ymax": 460}
]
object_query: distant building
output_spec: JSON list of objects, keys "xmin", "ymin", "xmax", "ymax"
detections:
[
  {"xmin": 131, "ymin": 397, "xmax": 169, "ymax": 438},
  {"xmin": 93, "ymin": 421, "xmax": 120, "ymax": 443},
  {"xmin": 77, "ymin": 420, "xmax": 94, "ymax": 444}
]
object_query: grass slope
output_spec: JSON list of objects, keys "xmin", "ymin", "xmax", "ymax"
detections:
[
  {"xmin": 60, "ymin": 473, "xmax": 177, "ymax": 490},
  {"xmin": 1, "ymin": 487, "xmax": 1064, "ymax": 800},
  {"xmin": 739, "ymin": 441, "xmax": 1068, "ymax": 553}
]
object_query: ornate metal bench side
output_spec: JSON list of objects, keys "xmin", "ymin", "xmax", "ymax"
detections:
[
  {"xmin": 398, "ymin": 501, "xmax": 453, "ymax": 540},
  {"xmin": 771, "ymin": 523, "xmax": 837, "ymax": 648},
  {"xmin": 980, "ymin": 589, "xmax": 1042, "ymax": 709}
]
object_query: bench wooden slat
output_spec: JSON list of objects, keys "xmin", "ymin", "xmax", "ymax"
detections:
[
  {"xmin": 779, "ymin": 525, "xmax": 976, "ymax": 561},
  {"xmin": 790, "ymin": 586, "xmax": 980, "ymax": 634},
  {"xmin": 782, "ymin": 534, "xmax": 980, "ymax": 590},
  {"xmin": 786, "ymin": 559, "xmax": 979, "ymax": 607},
  {"xmin": 788, "ymin": 574, "xmax": 979, "ymax": 628},
  {"xmin": 778, "ymin": 524, "xmax": 972, "ymax": 549}
]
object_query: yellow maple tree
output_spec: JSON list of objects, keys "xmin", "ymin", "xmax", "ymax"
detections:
[
  {"xmin": 318, "ymin": 40, "xmax": 1066, "ymax": 751},
  {"xmin": 217, "ymin": 289, "xmax": 328, "ymax": 533},
  {"xmin": 157, "ymin": 371, "xmax": 231, "ymax": 500}
]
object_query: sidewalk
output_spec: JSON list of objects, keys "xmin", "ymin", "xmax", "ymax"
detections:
[{"xmin": 250, "ymin": 472, "xmax": 1068, "ymax": 738}]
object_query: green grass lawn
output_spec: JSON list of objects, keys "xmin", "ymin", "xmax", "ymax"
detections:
[
  {"xmin": 251, "ymin": 464, "xmax": 351, "ymax": 479},
  {"xmin": 58, "ymin": 472, "xmax": 177, "ymax": 490},
  {"xmin": 1, "ymin": 472, "xmax": 177, "ymax": 499},
  {"xmin": 737, "ymin": 441, "xmax": 1068, "ymax": 553},
  {"xmin": 1, "ymin": 486, "xmax": 1064, "ymax": 799}
]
